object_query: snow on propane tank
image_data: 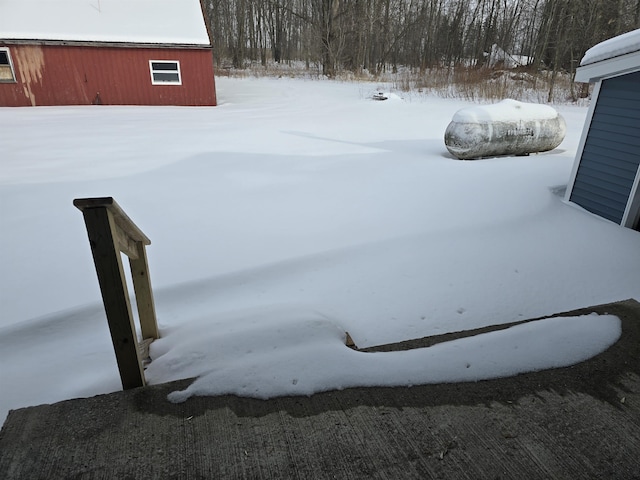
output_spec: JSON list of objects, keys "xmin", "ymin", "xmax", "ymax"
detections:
[{"xmin": 444, "ymin": 99, "xmax": 566, "ymax": 160}]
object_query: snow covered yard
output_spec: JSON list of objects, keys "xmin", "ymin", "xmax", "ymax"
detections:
[{"xmin": 1, "ymin": 77, "xmax": 639, "ymax": 423}]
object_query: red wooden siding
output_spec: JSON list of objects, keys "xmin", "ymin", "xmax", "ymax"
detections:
[{"xmin": 0, "ymin": 44, "xmax": 216, "ymax": 107}]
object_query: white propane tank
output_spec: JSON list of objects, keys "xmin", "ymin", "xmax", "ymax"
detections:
[{"xmin": 444, "ymin": 99, "xmax": 566, "ymax": 160}]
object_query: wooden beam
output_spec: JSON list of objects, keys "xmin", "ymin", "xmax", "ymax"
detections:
[
  {"xmin": 137, "ymin": 338, "xmax": 154, "ymax": 364},
  {"xmin": 74, "ymin": 197, "xmax": 150, "ymax": 245},
  {"xmin": 345, "ymin": 332, "xmax": 358, "ymax": 350},
  {"xmin": 130, "ymin": 241, "xmax": 159, "ymax": 340},
  {"xmin": 75, "ymin": 197, "xmax": 160, "ymax": 390},
  {"xmin": 113, "ymin": 223, "xmax": 140, "ymax": 259},
  {"xmin": 79, "ymin": 206, "xmax": 146, "ymax": 389}
]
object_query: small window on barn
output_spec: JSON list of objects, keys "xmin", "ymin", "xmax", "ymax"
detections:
[
  {"xmin": 149, "ymin": 60, "xmax": 182, "ymax": 85},
  {"xmin": 0, "ymin": 48, "xmax": 16, "ymax": 83}
]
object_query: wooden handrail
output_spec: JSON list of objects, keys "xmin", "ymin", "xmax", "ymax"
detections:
[{"xmin": 75, "ymin": 197, "xmax": 159, "ymax": 390}]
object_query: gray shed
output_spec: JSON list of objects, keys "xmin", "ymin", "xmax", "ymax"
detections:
[{"xmin": 565, "ymin": 29, "xmax": 640, "ymax": 231}]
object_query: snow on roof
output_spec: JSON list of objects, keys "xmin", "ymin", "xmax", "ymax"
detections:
[
  {"xmin": 580, "ymin": 28, "xmax": 640, "ymax": 66},
  {"xmin": 0, "ymin": 0, "xmax": 210, "ymax": 46}
]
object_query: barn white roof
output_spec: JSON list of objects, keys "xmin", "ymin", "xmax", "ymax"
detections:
[{"xmin": 0, "ymin": 0, "xmax": 210, "ymax": 46}]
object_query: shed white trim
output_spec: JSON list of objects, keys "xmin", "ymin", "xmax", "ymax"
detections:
[
  {"xmin": 622, "ymin": 167, "xmax": 640, "ymax": 229},
  {"xmin": 575, "ymin": 51, "xmax": 640, "ymax": 83}
]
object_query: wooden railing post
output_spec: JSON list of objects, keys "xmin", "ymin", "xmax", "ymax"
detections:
[
  {"xmin": 74, "ymin": 197, "xmax": 159, "ymax": 390},
  {"xmin": 130, "ymin": 241, "xmax": 159, "ymax": 340}
]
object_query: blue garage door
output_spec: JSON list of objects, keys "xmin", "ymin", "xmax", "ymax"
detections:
[{"xmin": 570, "ymin": 70, "xmax": 640, "ymax": 224}]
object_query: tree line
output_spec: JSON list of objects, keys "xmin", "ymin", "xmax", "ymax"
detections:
[{"xmin": 202, "ymin": 0, "xmax": 640, "ymax": 79}]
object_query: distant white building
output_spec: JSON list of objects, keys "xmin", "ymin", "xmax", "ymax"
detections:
[{"xmin": 485, "ymin": 44, "xmax": 529, "ymax": 69}]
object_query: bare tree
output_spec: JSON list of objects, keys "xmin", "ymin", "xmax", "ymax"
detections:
[{"xmin": 200, "ymin": 0, "xmax": 640, "ymax": 85}]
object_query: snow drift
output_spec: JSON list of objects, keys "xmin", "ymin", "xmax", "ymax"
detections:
[{"xmin": 1, "ymin": 77, "xmax": 639, "ymax": 424}]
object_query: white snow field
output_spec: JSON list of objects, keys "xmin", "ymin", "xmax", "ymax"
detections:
[{"xmin": 1, "ymin": 77, "xmax": 639, "ymax": 423}]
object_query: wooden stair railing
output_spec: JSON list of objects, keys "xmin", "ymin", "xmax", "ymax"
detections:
[{"xmin": 74, "ymin": 197, "xmax": 159, "ymax": 390}]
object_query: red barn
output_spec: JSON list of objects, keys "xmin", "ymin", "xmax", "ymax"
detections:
[{"xmin": 0, "ymin": 0, "xmax": 216, "ymax": 107}]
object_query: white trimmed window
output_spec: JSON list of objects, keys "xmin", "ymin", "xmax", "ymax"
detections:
[
  {"xmin": 149, "ymin": 60, "xmax": 182, "ymax": 85},
  {"xmin": 0, "ymin": 48, "xmax": 16, "ymax": 83}
]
